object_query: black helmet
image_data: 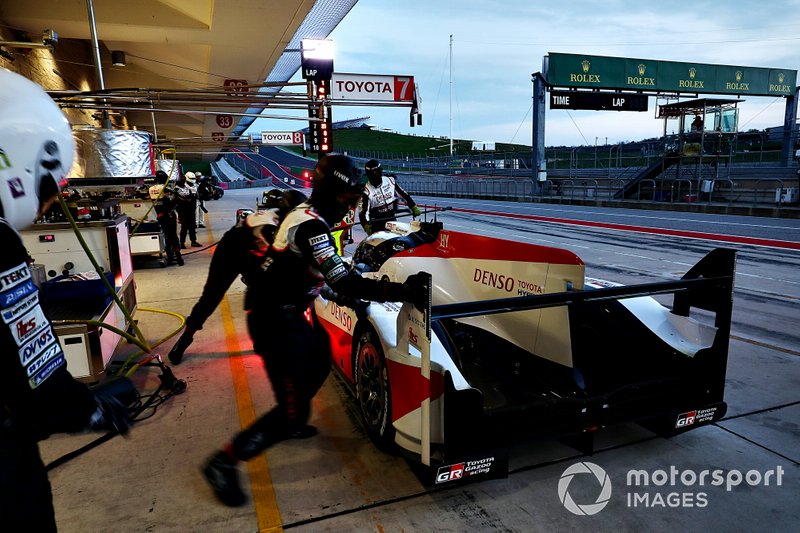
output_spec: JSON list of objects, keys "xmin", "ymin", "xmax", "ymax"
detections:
[
  {"xmin": 365, "ymin": 159, "xmax": 383, "ymax": 186},
  {"xmin": 262, "ymin": 188, "xmax": 284, "ymax": 209},
  {"xmin": 310, "ymin": 155, "xmax": 366, "ymax": 223},
  {"xmin": 279, "ymin": 189, "xmax": 308, "ymax": 214},
  {"xmin": 154, "ymin": 170, "xmax": 170, "ymax": 185}
]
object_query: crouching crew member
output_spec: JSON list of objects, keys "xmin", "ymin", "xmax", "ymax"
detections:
[
  {"xmin": 202, "ymin": 155, "xmax": 428, "ymax": 506},
  {"xmin": 167, "ymin": 189, "xmax": 308, "ymax": 364}
]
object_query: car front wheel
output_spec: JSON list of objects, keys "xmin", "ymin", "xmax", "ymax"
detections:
[{"xmin": 354, "ymin": 329, "xmax": 395, "ymax": 448}]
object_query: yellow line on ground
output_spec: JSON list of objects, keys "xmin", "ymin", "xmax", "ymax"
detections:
[{"xmin": 220, "ymin": 296, "xmax": 283, "ymax": 532}]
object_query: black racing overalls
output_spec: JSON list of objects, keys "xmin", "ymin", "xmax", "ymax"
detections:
[
  {"xmin": 0, "ymin": 220, "xmax": 96, "ymax": 532},
  {"xmin": 150, "ymin": 187, "xmax": 181, "ymax": 262},
  {"xmin": 230, "ymin": 202, "xmax": 407, "ymax": 460}
]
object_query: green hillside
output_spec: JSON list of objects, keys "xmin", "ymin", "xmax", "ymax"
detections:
[{"xmin": 330, "ymin": 128, "xmax": 530, "ymax": 157}]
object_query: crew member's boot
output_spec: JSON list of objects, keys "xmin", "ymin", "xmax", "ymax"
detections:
[
  {"xmin": 203, "ymin": 451, "xmax": 246, "ymax": 507},
  {"xmin": 168, "ymin": 331, "xmax": 193, "ymax": 364}
]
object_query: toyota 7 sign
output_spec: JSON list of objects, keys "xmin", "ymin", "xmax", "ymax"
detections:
[{"xmin": 330, "ymin": 73, "xmax": 415, "ymax": 102}]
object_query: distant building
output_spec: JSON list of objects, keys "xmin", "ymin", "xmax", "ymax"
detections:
[
  {"xmin": 299, "ymin": 116, "xmax": 371, "ymax": 134},
  {"xmin": 471, "ymin": 141, "xmax": 496, "ymax": 151},
  {"xmin": 766, "ymin": 123, "xmax": 800, "ymax": 143}
]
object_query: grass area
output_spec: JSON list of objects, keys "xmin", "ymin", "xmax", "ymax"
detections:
[
  {"xmin": 285, "ymin": 127, "xmax": 788, "ymax": 168},
  {"xmin": 330, "ymin": 128, "xmax": 530, "ymax": 157}
]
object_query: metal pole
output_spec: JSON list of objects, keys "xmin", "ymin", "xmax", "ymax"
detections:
[
  {"xmin": 85, "ymin": 0, "xmax": 112, "ymax": 129},
  {"xmin": 449, "ymin": 34, "xmax": 453, "ymax": 157},
  {"xmin": 531, "ymin": 73, "xmax": 546, "ymax": 193},
  {"xmin": 150, "ymin": 102, "xmax": 158, "ymax": 142}
]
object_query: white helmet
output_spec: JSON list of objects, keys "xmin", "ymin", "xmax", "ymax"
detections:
[
  {"xmin": 0, "ymin": 68, "xmax": 75, "ymax": 229},
  {"xmin": 0, "ymin": 68, "xmax": 73, "ymax": 230},
  {"xmin": 184, "ymin": 171, "xmax": 196, "ymax": 183}
]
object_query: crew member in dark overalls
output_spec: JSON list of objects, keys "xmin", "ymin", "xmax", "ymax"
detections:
[
  {"xmin": 167, "ymin": 189, "xmax": 308, "ymax": 364},
  {"xmin": 149, "ymin": 170, "xmax": 183, "ymax": 266},
  {"xmin": 201, "ymin": 155, "xmax": 428, "ymax": 507},
  {"xmin": 175, "ymin": 172, "xmax": 200, "ymax": 248},
  {"xmin": 0, "ymin": 68, "xmax": 132, "ymax": 532}
]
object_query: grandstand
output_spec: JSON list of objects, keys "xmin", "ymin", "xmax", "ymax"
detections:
[{"xmin": 298, "ymin": 116, "xmax": 372, "ymax": 134}]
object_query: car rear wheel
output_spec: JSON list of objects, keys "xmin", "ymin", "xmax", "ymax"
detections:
[{"xmin": 354, "ymin": 329, "xmax": 395, "ymax": 448}]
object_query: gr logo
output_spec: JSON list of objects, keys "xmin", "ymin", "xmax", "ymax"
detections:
[
  {"xmin": 436, "ymin": 463, "xmax": 463, "ymax": 483},
  {"xmin": 676, "ymin": 411, "xmax": 697, "ymax": 427},
  {"xmin": 558, "ymin": 461, "xmax": 612, "ymax": 516}
]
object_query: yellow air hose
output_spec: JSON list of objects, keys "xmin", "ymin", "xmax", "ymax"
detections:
[{"xmin": 52, "ymin": 194, "xmax": 188, "ymax": 376}]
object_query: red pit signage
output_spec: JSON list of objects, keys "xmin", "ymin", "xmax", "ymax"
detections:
[
  {"xmin": 260, "ymin": 131, "xmax": 304, "ymax": 145},
  {"xmin": 331, "ymin": 73, "xmax": 415, "ymax": 102}
]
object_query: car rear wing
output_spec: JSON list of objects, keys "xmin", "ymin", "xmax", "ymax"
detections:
[{"xmin": 396, "ymin": 248, "xmax": 736, "ymax": 466}]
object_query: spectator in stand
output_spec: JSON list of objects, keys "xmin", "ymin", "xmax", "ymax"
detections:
[{"xmin": 690, "ymin": 115, "xmax": 704, "ymax": 133}]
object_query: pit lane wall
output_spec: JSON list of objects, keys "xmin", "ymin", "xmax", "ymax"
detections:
[{"xmin": 393, "ymin": 171, "xmax": 800, "ymax": 218}]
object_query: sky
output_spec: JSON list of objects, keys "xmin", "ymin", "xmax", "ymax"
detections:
[{"xmin": 248, "ymin": 0, "xmax": 800, "ymax": 148}]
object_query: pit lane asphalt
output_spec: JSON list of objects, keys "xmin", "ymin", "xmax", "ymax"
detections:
[{"xmin": 40, "ymin": 190, "xmax": 798, "ymax": 532}]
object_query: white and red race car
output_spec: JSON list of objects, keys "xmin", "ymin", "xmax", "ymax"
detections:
[{"xmin": 313, "ymin": 220, "xmax": 735, "ymax": 483}]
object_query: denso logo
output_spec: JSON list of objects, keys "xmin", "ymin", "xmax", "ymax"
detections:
[
  {"xmin": 330, "ymin": 302, "xmax": 352, "ymax": 331},
  {"xmin": 474, "ymin": 268, "xmax": 514, "ymax": 292}
]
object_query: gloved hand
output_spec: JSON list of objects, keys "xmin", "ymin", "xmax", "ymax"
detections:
[
  {"xmin": 321, "ymin": 285, "xmax": 369, "ymax": 319},
  {"xmin": 89, "ymin": 377, "xmax": 135, "ymax": 435},
  {"xmin": 402, "ymin": 272, "xmax": 430, "ymax": 312},
  {"xmin": 363, "ymin": 223, "xmax": 372, "ymax": 234},
  {"xmin": 411, "ymin": 205, "xmax": 422, "ymax": 217}
]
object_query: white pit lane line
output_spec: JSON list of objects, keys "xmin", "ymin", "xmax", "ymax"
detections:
[
  {"xmin": 444, "ymin": 219, "xmax": 799, "ymax": 290},
  {"xmin": 440, "ymin": 198, "xmax": 800, "ymax": 232}
]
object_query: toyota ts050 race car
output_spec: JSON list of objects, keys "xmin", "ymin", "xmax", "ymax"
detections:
[{"xmin": 313, "ymin": 220, "xmax": 735, "ymax": 482}]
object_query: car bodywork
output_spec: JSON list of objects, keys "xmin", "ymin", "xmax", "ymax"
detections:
[{"xmin": 313, "ymin": 220, "xmax": 736, "ymax": 478}]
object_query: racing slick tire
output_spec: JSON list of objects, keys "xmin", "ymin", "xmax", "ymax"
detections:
[{"xmin": 354, "ymin": 328, "xmax": 395, "ymax": 449}]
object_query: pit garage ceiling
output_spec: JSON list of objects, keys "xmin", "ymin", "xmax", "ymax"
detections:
[{"xmin": 1, "ymin": 0, "xmax": 357, "ymax": 161}]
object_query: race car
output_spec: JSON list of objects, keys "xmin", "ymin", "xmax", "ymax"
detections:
[{"xmin": 313, "ymin": 220, "xmax": 735, "ymax": 481}]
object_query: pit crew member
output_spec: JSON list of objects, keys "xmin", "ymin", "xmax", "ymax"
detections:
[
  {"xmin": 167, "ymin": 189, "xmax": 307, "ymax": 364},
  {"xmin": 202, "ymin": 154, "xmax": 428, "ymax": 506},
  {"xmin": 358, "ymin": 159, "xmax": 421, "ymax": 233},
  {"xmin": 0, "ymin": 68, "xmax": 132, "ymax": 532}
]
